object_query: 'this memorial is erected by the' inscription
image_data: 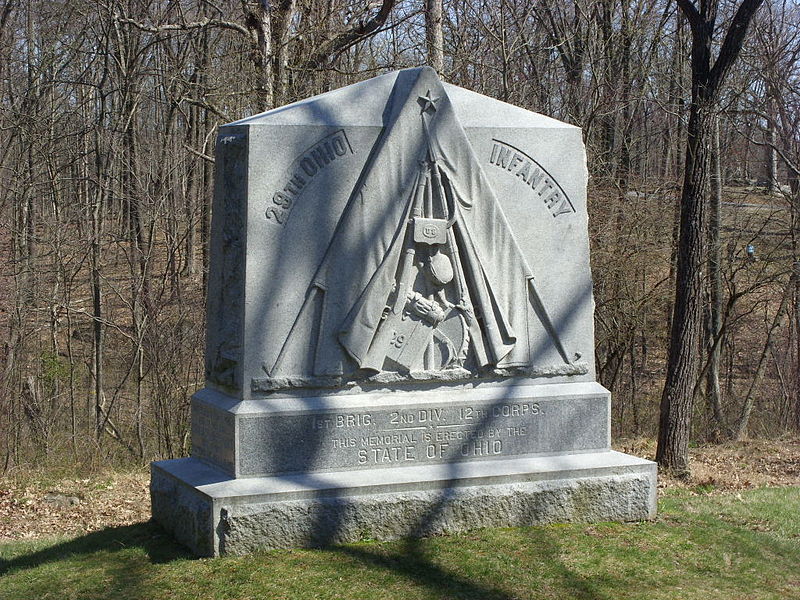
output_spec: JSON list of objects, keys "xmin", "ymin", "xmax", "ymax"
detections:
[{"xmin": 151, "ymin": 67, "xmax": 657, "ymax": 556}]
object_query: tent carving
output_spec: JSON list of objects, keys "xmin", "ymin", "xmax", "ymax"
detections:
[{"xmin": 253, "ymin": 71, "xmax": 585, "ymax": 392}]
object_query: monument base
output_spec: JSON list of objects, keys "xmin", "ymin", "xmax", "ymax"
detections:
[{"xmin": 151, "ymin": 451, "xmax": 656, "ymax": 556}]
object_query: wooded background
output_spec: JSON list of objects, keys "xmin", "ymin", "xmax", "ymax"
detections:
[{"xmin": 0, "ymin": 0, "xmax": 798, "ymax": 474}]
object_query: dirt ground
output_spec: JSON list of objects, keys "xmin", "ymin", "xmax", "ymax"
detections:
[
  {"xmin": 1, "ymin": 438, "xmax": 799, "ymax": 541},
  {"xmin": 616, "ymin": 437, "xmax": 800, "ymax": 491},
  {"xmin": 0, "ymin": 469, "xmax": 151, "ymax": 541}
]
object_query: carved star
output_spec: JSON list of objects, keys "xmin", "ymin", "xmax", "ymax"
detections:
[{"xmin": 418, "ymin": 90, "xmax": 439, "ymax": 114}]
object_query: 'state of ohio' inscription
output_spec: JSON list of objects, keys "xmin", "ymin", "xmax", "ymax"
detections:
[
  {"xmin": 237, "ymin": 396, "xmax": 607, "ymax": 475},
  {"xmin": 314, "ymin": 401, "xmax": 543, "ymax": 465}
]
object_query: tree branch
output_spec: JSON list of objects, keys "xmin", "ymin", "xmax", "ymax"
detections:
[
  {"xmin": 676, "ymin": 0, "xmax": 703, "ymax": 32},
  {"xmin": 184, "ymin": 144, "xmax": 215, "ymax": 164},
  {"xmin": 299, "ymin": 0, "xmax": 397, "ymax": 70},
  {"xmin": 114, "ymin": 14, "xmax": 250, "ymax": 39},
  {"xmin": 735, "ymin": 125, "xmax": 800, "ymax": 177},
  {"xmin": 0, "ymin": 0, "xmax": 17, "ymax": 32},
  {"xmin": 708, "ymin": 0, "xmax": 765, "ymax": 92}
]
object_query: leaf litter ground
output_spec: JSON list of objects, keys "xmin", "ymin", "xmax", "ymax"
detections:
[{"xmin": 1, "ymin": 437, "xmax": 798, "ymax": 541}]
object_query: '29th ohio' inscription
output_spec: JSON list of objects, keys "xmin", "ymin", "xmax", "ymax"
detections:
[{"xmin": 237, "ymin": 396, "xmax": 608, "ymax": 475}]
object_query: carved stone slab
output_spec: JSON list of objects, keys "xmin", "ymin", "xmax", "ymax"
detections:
[
  {"xmin": 152, "ymin": 67, "xmax": 656, "ymax": 556},
  {"xmin": 205, "ymin": 66, "xmax": 594, "ymax": 397},
  {"xmin": 191, "ymin": 382, "xmax": 611, "ymax": 478}
]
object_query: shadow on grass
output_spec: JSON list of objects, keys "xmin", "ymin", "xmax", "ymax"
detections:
[
  {"xmin": 0, "ymin": 521, "xmax": 190, "ymax": 577},
  {"xmin": 329, "ymin": 526, "xmax": 603, "ymax": 600},
  {"xmin": 331, "ymin": 537, "xmax": 515, "ymax": 600},
  {"xmin": 1, "ymin": 520, "xmax": 603, "ymax": 600},
  {"xmin": 519, "ymin": 527, "xmax": 604, "ymax": 600}
]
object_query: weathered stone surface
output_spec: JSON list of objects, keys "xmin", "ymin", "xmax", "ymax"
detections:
[
  {"xmin": 151, "ymin": 464, "xmax": 218, "ymax": 556},
  {"xmin": 151, "ymin": 66, "xmax": 657, "ymax": 556},
  {"xmin": 204, "ymin": 66, "xmax": 593, "ymax": 396},
  {"xmin": 192, "ymin": 382, "xmax": 611, "ymax": 478},
  {"xmin": 152, "ymin": 451, "xmax": 656, "ymax": 556}
]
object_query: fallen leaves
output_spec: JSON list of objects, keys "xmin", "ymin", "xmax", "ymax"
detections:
[
  {"xmin": 618, "ymin": 437, "xmax": 800, "ymax": 493},
  {"xmin": 0, "ymin": 470, "xmax": 150, "ymax": 541},
  {"xmin": 1, "ymin": 437, "xmax": 799, "ymax": 542}
]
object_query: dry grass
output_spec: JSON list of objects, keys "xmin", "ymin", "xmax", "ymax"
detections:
[
  {"xmin": 2, "ymin": 437, "xmax": 799, "ymax": 542},
  {"xmin": 615, "ymin": 436, "xmax": 800, "ymax": 491},
  {"xmin": 0, "ymin": 469, "xmax": 150, "ymax": 541}
]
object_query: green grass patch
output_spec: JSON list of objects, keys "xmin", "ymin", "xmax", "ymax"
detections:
[{"xmin": 1, "ymin": 487, "xmax": 798, "ymax": 600}]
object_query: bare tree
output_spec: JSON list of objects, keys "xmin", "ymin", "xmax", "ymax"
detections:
[
  {"xmin": 425, "ymin": 0, "xmax": 443, "ymax": 73},
  {"xmin": 2, "ymin": 0, "xmax": 797, "ymax": 473},
  {"xmin": 657, "ymin": 0, "xmax": 765, "ymax": 475}
]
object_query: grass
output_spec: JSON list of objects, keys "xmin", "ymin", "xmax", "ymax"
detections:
[{"xmin": 0, "ymin": 487, "xmax": 798, "ymax": 600}]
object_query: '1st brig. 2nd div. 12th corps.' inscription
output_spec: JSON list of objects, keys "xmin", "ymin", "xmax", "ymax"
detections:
[{"xmin": 303, "ymin": 399, "xmax": 595, "ymax": 468}]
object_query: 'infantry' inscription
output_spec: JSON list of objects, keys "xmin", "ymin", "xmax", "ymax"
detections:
[
  {"xmin": 488, "ymin": 139, "xmax": 575, "ymax": 218},
  {"xmin": 236, "ymin": 395, "xmax": 608, "ymax": 476}
]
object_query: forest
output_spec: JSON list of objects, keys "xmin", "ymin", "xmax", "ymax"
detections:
[{"xmin": 0, "ymin": 0, "xmax": 798, "ymax": 475}]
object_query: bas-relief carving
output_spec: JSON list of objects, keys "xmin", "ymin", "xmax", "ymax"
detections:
[{"xmin": 253, "ymin": 70, "xmax": 584, "ymax": 392}]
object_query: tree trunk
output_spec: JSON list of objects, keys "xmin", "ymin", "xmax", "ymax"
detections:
[
  {"xmin": 787, "ymin": 140, "xmax": 799, "ymax": 432},
  {"xmin": 657, "ymin": 99, "xmax": 714, "ymax": 476},
  {"xmin": 657, "ymin": 0, "xmax": 764, "ymax": 476},
  {"xmin": 425, "ymin": 0, "xmax": 443, "ymax": 74},
  {"xmin": 765, "ymin": 93, "xmax": 778, "ymax": 192},
  {"xmin": 705, "ymin": 115, "xmax": 724, "ymax": 438},
  {"xmin": 248, "ymin": 0, "xmax": 274, "ymax": 110},
  {"xmin": 271, "ymin": 0, "xmax": 295, "ymax": 106},
  {"xmin": 91, "ymin": 186, "xmax": 105, "ymax": 439}
]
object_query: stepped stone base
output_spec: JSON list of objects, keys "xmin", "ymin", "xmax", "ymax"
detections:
[{"xmin": 151, "ymin": 451, "xmax": 656, "ymax": 556}]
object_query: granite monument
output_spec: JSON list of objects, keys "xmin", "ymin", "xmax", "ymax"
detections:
[{"xmin": 151, "ymin": 66, "xmax": 657, "ymax": 556}]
